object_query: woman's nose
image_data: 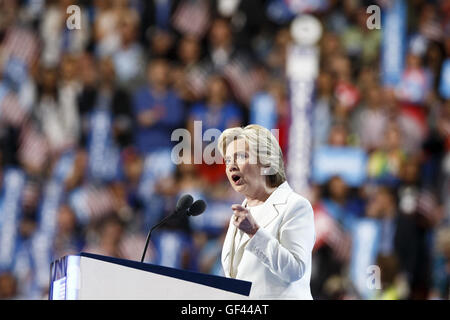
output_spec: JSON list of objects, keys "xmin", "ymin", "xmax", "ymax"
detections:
[{"xmin": 227, "ymin": 161, "xmax": 238, "ymax": 171}]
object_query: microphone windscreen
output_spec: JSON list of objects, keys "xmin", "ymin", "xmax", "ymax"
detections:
[
  {"xmin": 176, "ymin": 194, "xmax": 194, "ymax": 212},
  {"xmin": 187, "ymin": 200, "xmax": 206, "ymax": 216}
]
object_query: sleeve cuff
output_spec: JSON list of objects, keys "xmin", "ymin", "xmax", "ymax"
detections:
[{"xmin": 245, "ymin": 227, "xmax": 274, "ymax": 264}]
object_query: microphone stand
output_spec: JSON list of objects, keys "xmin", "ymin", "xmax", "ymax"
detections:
[{"xmin": 140, "ymin": 211, "xmax": 181, "ymax": 263}]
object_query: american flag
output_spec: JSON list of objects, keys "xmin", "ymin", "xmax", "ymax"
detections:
[
  {"xmin": 0, "ymin": 27, "xmax": 39, "ymax": 127},
  {"xmin": 172, "ymin": 0, "xmax": 211, "ymax": 39},
  {"xmin": 417, "ymin": 189, "xmax": 441, "ymax": 225},
  {"xmin": 69, "ymin": 184, "xmax": 119, "ymax": 225},
  {"xmin": 84, "ymin": 185, "xmax": 118, "ymax": 221},
  {"xmin": 223, "ymin": 57, "xmax": 265, "ymax": 105},
  {"xmin": 0, "ymin": 91, "xmax": 27, "ymax": 127},
  {"xmin": 185, "ymin": 64, "xmax": 210, "ymax": 99},
  {"xmin": 120, "ymin": 233, "xmax": 154, "ymax": 262},
  {"xmin": 334, "ymin": 81, "xmax": 360, "ymax": 110},
  {"xmin": 420, "ymin": 20, "xmax": 444, "ymax": 42},
  {"xmin": 17, "ymin": 122, "xmax": 49, "ymax": 171},
  {"xmin": 313, "ymin": 203, "xmax": 352, "ymax": 263},
  {"xmin": 1, "ymin": 27, "xmax": 39, "ymax": 66}
]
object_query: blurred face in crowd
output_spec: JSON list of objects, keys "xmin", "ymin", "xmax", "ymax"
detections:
[
  {"xmin": 384, "ymin": 123, "xmax": 402, "ymax": 151},
  {"xmin": 148, "ymin": 59, "xmax": 170, "ymax": 89},
  {"xmin": 382, "ymin": 87, "xmax": 399, "ymax": 113},
  {"xmin": 439, "ymin": 100, "xmax": 450, "ymax": 135},
  {"xmin": 151, "ymin": 29, "xmax": 174, "ymax": 57},
  {"xmin": 321, "ymin": 31, "xmax": 340, "ymax": 54},
  {"xmin": 268, "ymin": 80, "xmax": 289, "ymax": 116},
  {"xmin": 60, "ymin": 55, "xmax": 78, "ymax": 82},
  {"xmin": 406, "ymin": 53, "xmax": 422, "ymax": 69},
  {"xmin": 224, "ymin": 138, "xmax": 266, "ymax": 197},
  {"xmin": 119, "ymin": 13, "xmax": 138, "ymax": 46},
  {"xmin": 112, "ymin": 0, "xmax": 129, "ymax": 9},
  {"xmin": 358, "ymin": 66, "xmax": 376, "ymax": 82},
  {"xmin": 425, "ymin": 42, "xmax": 443, "ymax": 69},
  {"xmin": 445, "ymin": 37, "xmax": 450, "ymax": 56},
  {"xmin": 419, "ymin": 3, "xmax": 437, "ymax": 25},
  {"xmin": 64, "ymin": 150, "xmax": 88, "ymax": 190},
  {"xmin": 19, "ymin": 216, "xmax": 36, "ymax": 240},
  {"xmin": 356, "ymin": 7, "xmax": 370, "ymax": 29},
  {"xmin": 401, "ymin": 159, "xmax": 419, "ymax": 184},
  {"xmin": 207, "ymin": 76, "xmax": 228, "ymax": 105},
  {"xmin": 331, "ymin": 55, "xmax": 351, "ymax": 81},
  {"xmin": 268, "ymin": 80, "xmax": 286, "ymax": 102},
  {"xmin": 437, "ymin": 229, "xmax": 450, "ymax": 259},
  {"xmin": 40, "ymin": 67, "xmax": 58, "ymax": 93},
  {"xmin": 178, "ymin": 36, "xmax": 200, "ymax": 66},
  {"xmin": 79, "ymin": 53, "xmax": 97, "ymax": 86},
  {"xmin": 328, "ymin": 124, "xmax": 348, "ymax": 146},
  {"xmin": 61, "ymin": 0, "xmax": 75, "ymax": 11},
  {"xmin": 274, "ymin": 28, "xmax": 291, "ymax": 50},
  {"xmin": 0, "ymin": 0, "xmax": 19, "ymax": 31},
  {"xmin": 366, "ymin": 86, "xmax": 382, "ymax": 109},
  {"xmin": 328, "ymin": 176, "xmax": 348, "ymax": 203},
  {"xmin": 343, "ymin": 0, "xmax": 358, "ymax": 17},
  {"xmin": 209, "ymin": 18, "xmax": 232, "ymax": 48},
  {"xmin": 93, "ymin": 0, "xmax": 110, "ymax": 10},
  {"xmin": 178, "ymin": 162, "xmax": 197, "ymax": 177},
  {"xmin": 99, "ymin": 57, "xmax": 116, "ymax": 84},
  {"xmin": 376, "ymin": 254, "xmax": 399, "ymax": 288},
  {"xmin": 22, "ymin": 181, "xmax": 39, "ymax": 214},
  {"xmin": 123, "ymin": 153, "xmax": 143, "ymax": 184},
  {"xmin": 366, "ymin": 187, "xmax": 396, "ymax": 219},
  {"xmin": 57, "ymin": 205, "xmax": 77, "ymax": 235},
  {"xmin": 0, "ymin": 272, "xmax": 17, "ymax": 299},
  {"xmin": 317, "ymin": 72, "xmax": 334, "ymax": 97},
  {"xmin": 100, "ymin": 217, "xmax": 124, "ymax": 248}
]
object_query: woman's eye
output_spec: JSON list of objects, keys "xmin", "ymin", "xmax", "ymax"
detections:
[{"xmin": 225, "ymin": 153, "xmax": 247, "ymax": 165}]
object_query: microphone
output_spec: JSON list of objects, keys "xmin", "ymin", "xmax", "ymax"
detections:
[
  {"xmin": 140, "ymin": 194, "xmax": 193, "ymax": 263},
  {"xmin": 187, "ymin": 199, "xmax": 207, "ymax": 216}
]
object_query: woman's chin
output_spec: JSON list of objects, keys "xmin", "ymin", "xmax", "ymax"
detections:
[{"xmin": 231, "ymin": 181, "xmax": 246, "ymax": 192}]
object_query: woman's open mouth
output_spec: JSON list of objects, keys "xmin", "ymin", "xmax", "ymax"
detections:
[{"xmin": 231, "ymin": 174, "xmax": 243, "ymax": 185}]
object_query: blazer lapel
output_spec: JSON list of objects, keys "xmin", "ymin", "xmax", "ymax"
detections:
[
  {"xmin": 222, "ymin": 182, "xmax": 294, "ymax": 276},
  {"xmin": 235, "ymin": 182, "xmax": 292, "ymax": 253},
  {"xmin": 222, "ymin": 219, "xmax": 237, "ymax": 277}
]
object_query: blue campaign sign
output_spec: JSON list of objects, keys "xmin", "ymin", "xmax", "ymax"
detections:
[
  {"xmin": 381, "ymin": 0, "xmax": 407, "ymax": 87},
  {"xmin": 349, "ymin": 218, "xmax": 382, "ymax": 299},
  {"xmin": 439, "ymin": 58, "xmax": 450, "ymax": 99},
  {"xmin": 87, "ymin": 109, "xmax": 120, "ymax": 182},
  {"xmin": 250, "ymin": 92, "xmax": 277, "ymax": 131},
  {"xmin": 312, "ymin": 146, "xmax": 368, "ymax": 186},
  {"xmin": 0, "ymin": 168, "xmax": 26, "ymax": 270}
]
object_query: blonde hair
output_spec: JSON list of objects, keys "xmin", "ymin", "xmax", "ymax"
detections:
[{"xmin": 218, "ymin": 124, "xmax": 286, "ymax": 188}]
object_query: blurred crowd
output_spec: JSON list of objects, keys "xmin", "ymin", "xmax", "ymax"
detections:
[{"xmin": 0, "ymin": 0, "xmax": 450, "ymax": 300}]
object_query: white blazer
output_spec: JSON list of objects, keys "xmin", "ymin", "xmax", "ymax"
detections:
[{"xmin": 221, "ymin": 181, "xmax": 315, "ymax": 299}]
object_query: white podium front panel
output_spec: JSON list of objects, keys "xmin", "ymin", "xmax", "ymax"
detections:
[{"xmin": 49, "ymin": 253, "xmax": 251, "ymax": 300}]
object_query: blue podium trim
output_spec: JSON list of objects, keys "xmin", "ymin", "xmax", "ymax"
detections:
[{"xmin": 79, "ymin": 252, "xmax": 251, "ymax": 296}]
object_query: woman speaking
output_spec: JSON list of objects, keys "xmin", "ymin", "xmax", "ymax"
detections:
[{"xmin": 218, "ymin": 124, "xmax": 315, "ymax": 299}]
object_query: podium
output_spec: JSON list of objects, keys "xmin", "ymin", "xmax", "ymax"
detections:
[{"xmin": 49, "ymin": 252, "xmax": 252, "ymax": 300}]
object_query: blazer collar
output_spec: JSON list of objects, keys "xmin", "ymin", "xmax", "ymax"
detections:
[{"xmin": 244, "ymin": 181, "xmax": 291, "ymax": 227}]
